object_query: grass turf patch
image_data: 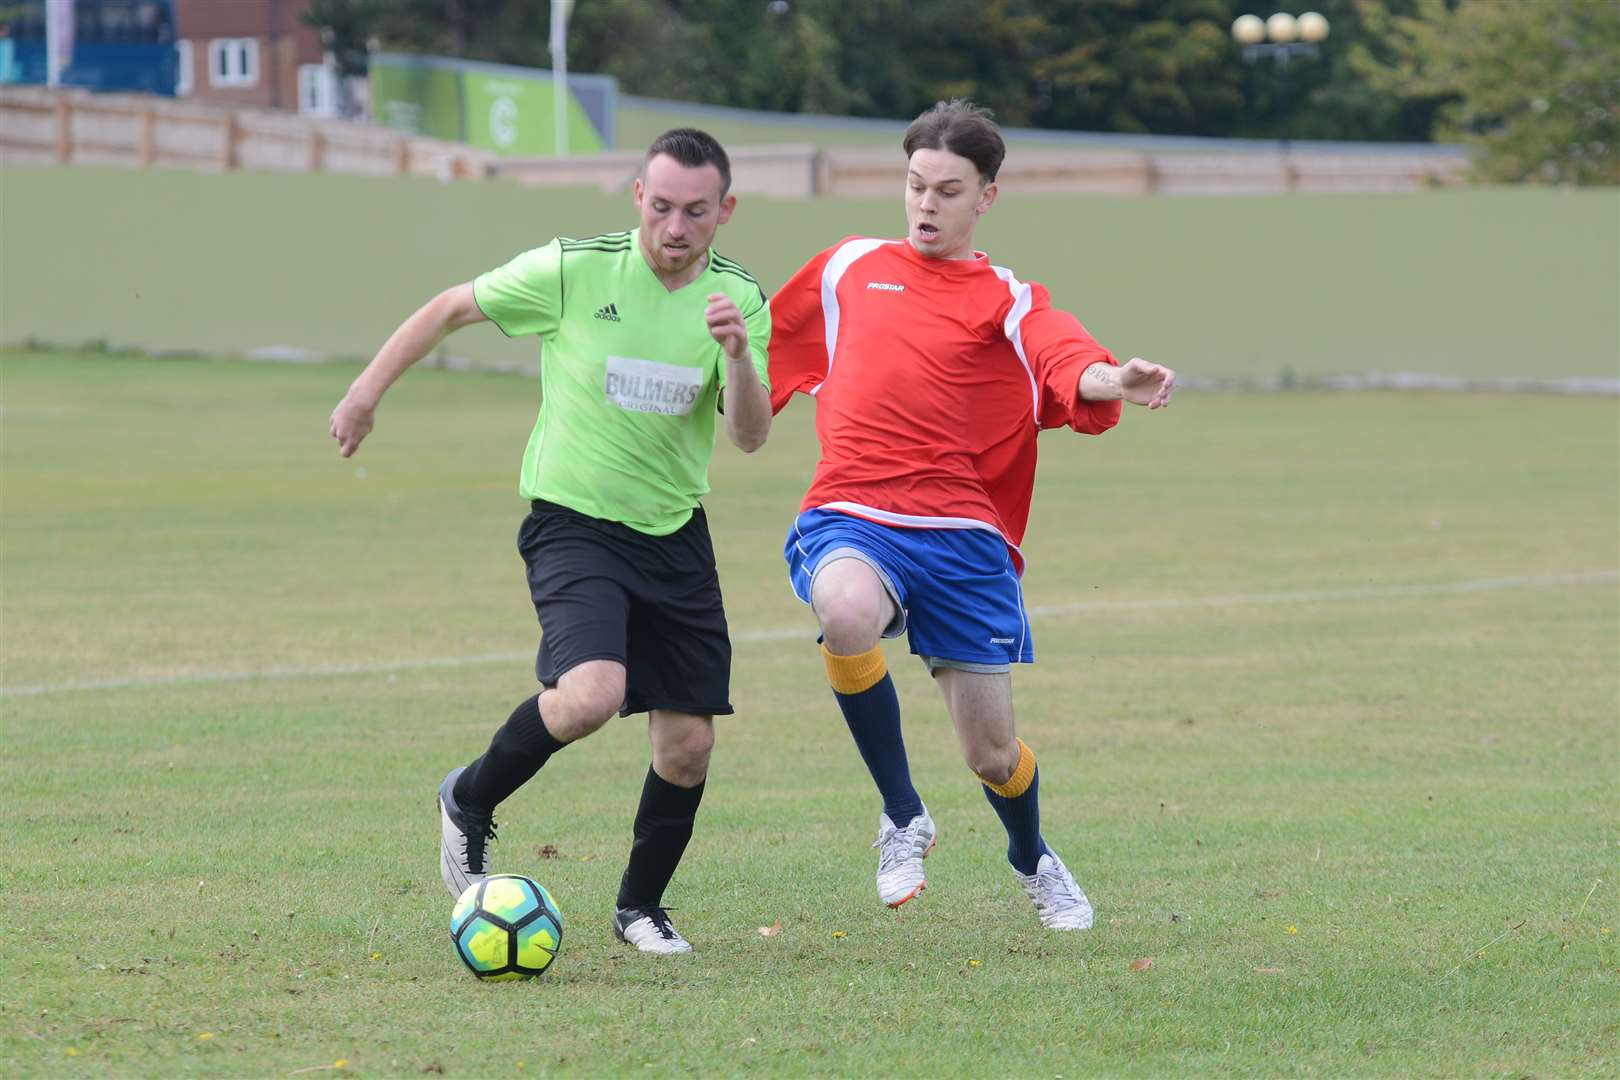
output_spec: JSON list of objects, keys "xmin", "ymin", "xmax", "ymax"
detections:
[
  {"xmin": 1, "ymin": 350, "xmax": 1615, "ymax": 1075},
  {"xmin": 2, "ymin": 167, "xmax": 1615, "ymax": 381}
]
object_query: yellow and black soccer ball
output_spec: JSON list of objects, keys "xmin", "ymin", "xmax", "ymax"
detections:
[{"xmin": 450, "ymin": 874, "xmax": 563, "ymax": 981}]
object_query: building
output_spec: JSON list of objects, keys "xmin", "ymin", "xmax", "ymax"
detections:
[
  {"xmin": 0, "ymin": 0, "xmax": 178, "ymax": 94},
  {"xmin": 173, "ymin": 0, "xmax": 337, "ymax": 115}
]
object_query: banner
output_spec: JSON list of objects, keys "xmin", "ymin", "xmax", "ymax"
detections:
[
  {"xmin": 45, "ymin": 0, "xmax": 74, "ymax": 87},
  {"xmin": 370, "ymin": 54, "xmax": 614, "ymax": 155}
]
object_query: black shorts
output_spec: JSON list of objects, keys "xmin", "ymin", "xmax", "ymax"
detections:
[{"xmin": 518, "ymin": 499, "xmax": 732, "ymax": 717}]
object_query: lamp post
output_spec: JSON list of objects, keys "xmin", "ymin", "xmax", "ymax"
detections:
[
  {"xmin": 1232, "ymin": 10, "xmax": 1329, "ymax": 67},
  {"xmin": 1233, "ymin": 11, "xmax": 1329, "ymax": 168}
]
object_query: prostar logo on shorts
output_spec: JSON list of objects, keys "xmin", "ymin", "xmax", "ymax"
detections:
[
  {"xmin": 866, "ymin": 281, "xmax": 905, "ymax": 293},
  {"xmin": 604, "ymin": 355, "xmax": 704, "ymax": 416}
]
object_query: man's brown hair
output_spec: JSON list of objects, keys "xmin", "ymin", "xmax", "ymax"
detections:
[
  {"xmin": 645, "ymin": 127, "xmax": 732, "ymax": 195},
  {"xmin": 902, "ymin": 100, "xmax": 1005, "ymax": 183}
]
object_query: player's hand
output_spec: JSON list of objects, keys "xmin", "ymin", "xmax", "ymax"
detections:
[
  {"xmin": 705, "ymin": 293, "xmax": 749, "ymax": 362},
  {"xmin": 1119, "ymin": 357, "xmax": 1176, "ymax": 410},
  {"xmin": 329, "ymin": 394, "xmax": 376, "ymax": 457}
]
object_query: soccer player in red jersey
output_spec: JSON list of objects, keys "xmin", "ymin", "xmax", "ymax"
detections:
[{"xmin": 768, "ymin": 101, "xmax": 1176, "ymax": 929}]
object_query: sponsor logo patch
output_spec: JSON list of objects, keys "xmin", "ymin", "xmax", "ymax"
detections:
[{"xmin": 604, "ymin": 355, "xmax": 704, "ymax": 416}]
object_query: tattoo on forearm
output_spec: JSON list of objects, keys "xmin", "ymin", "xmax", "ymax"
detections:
[{"xmin": 1087, "ymin": 363, "xmax": 1117, "ymax": 386}]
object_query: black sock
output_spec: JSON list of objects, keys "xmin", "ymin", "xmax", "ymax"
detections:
[
  {"xmin": 454, "ymin": 695, "xmax": 566, "ymax": 812},
  {"xmin": 616, "ymin": 767, "xmax": 705, "ymax": 910}
]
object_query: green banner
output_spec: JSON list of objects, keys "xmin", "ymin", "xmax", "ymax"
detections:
[
  {"xmin": 370, "ymin": 61, "xmax": 464, "ymax": 142},
  {"xmin": 462, "ymin": 72, "xmax": 602, "ymax": 155},
  {"xmin": 371, "ymin": 55, "xmax": 608, "ymax": 155}
]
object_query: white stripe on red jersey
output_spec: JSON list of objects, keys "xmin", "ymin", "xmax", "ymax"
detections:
[{"xmin": 769, "ymin": 237, "xmax": 1122, "ymax": 571}]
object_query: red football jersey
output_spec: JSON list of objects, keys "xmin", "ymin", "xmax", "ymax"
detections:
[{"xmin": 768, "ymin": 237, "xmax": 1122, "ymax": 569}]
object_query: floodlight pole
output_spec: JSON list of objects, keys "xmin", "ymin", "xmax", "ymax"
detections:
[
  {"xmin": 1232, "ymin": 12, "xmax": 1329, "ymax": 166},
  {"xmin": 549, "ymin": 0, "xmax": 572, "ymax": 157},
  {"xmin": 1243, "ymin": 43, "xmax": 1316, "ymax": 159},
  {"xmin": 1241, "ymin": 41, "xmax": 1320, "ymax": 68}
]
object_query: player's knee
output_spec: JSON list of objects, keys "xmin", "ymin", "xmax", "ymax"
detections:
[
  {"xmin": 969, "ymin": 752, "xmax": 1015, "ymax": 786},
  {"xmin": 574, "ymin": 692, "xmax": 622, "ymax": 732},
  {"xmin": 655, "ymin": 719, "xmax": 713, "ymax": 785},
  {"xmin": 966, "ymin": 739, "xmax": 1020, "ymax": 787},
  {"xmin": 674, "ymin": 720, "xmax": 715, "ymax": 769},
  {"xmin": 816, "ymin": 589, "xmax": 886, "ymax": 652},
  {"xmin": 557, "ymin": 669, "xmax": 625, "ymax": 733}
]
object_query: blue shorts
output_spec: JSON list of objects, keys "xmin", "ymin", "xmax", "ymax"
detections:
[{"xmin": 783, "ymin": 509, "xmax": 1034, "ymax": 670}]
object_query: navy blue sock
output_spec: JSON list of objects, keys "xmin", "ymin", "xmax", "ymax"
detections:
[
  {"xmin": 981, "ymin": 742, "xmax": 1046, "ymax": 875},
  {"xmin": 824, "ymin": 646, "xmax": 923, "ymax": 827}
]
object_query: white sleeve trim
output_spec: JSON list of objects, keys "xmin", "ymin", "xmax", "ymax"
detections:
[
  {"xmin": 813, "ymin": 238, "xmax": 895, "ymax": 396},
  {"xmin": 990, "ymin": 263, "xmax": 1040, "ymax": 424}
]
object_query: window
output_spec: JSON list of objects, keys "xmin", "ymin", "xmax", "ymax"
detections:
[
  {"xmin": 298, "ymin": 63, "xmax": 339, "ymax": 117},
  {"xmin": 207, "ymin": 37, "xmax": 257, "ymax": 88},
  {"xmin": 174, "ymin": 38, "xmax": 192, "ymax": 96}
]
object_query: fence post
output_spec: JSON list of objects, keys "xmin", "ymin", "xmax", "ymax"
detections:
[
  {"xmin": 307, "ymin": 129, "xmax": 323, "ymax": 173},
  {"xmin": 220, "ymin": 111, "xmax": 238, "ymax": 171},
  {"xmin": 393, "ymin": 138, "xmax": 409, "ymax": 175},
  {"xmin": 138, "ymin": 106, "xmax": 156, "ymax": 168},
  {"xmin": 54, "ymin": 95, "xmax": 71, "ymax": 164}
]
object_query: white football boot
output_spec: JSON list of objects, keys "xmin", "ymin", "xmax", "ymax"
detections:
[
  {"xmin": 612, "ymin": 907, "xmax": 693, "ymax": 954},
  {"xmin": 1015, "ymin": 849, "xmax": 1094, "ymax": 930},
  {"xmin": 873, "ymin": 807, "xmax": 936, "ymax": 908},
  {"xmin": 437, "ymin": 766, "xmax": 496, "ymax": 899}
]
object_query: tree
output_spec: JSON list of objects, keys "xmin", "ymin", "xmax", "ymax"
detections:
[
  {"xmin": 1354, "ymin": 0, "xmax": 1620, "ymax": 183},
  {"xmin": 310, "ymin": 0, "xmax": 1617, "ymax": 156},
  {"xmin": 1027, "ymin": 0, "xmax": 1244, "ymax": 135},
  {"xmin": 1222, "ymin": 0, "xmax": 1445, "ymax": 143}
]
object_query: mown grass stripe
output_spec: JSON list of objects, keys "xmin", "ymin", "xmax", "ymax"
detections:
[{"xmin": 5, "ymin": 570, "xmax": 1608, "ymax": 698}]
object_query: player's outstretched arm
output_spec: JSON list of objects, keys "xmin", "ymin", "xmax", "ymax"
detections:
[
  {"xmin": 1079, "ymin": 358, "xmax": 1176, "ymax": 410},
  {"xmin": 707, "ymin": 292, "xmax": 772, "ymax": 453},
  {"xmin": 329, "ymin": 283, "xmax": 488, "ymax": 457}
]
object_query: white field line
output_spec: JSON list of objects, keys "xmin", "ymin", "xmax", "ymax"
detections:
[{"xmin": 2, "ymin": 570, "xmax": 1613, "ymax": 700}]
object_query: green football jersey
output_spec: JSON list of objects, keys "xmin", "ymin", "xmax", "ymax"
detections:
[{"xmin": 473, "ymin": 229, "xmax": 771, "ymax": 535}]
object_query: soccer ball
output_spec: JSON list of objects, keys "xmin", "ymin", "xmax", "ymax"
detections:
[{"xmin": 450, "ymin": 874, "xmax": 563, "ymax": 981}]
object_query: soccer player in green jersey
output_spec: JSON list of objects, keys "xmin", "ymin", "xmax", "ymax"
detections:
[{"xmin": 329, "ymin": 129, "xmax": 771, "ymax": 954}]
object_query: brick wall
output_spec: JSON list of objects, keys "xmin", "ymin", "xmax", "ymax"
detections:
[{"xmin": 174, "ymin": 0, "xmax": 323, "ymax": 111}]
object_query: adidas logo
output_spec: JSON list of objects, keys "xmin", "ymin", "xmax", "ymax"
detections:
[{"xmin": 594, "ymin": 303, "xmax": 621, "ymax": 322}]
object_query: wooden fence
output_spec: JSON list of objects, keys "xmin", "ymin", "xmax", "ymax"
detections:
[
  {"xmin": 0, "ymin": 87, "xmax": 495, "ymax": 181},
  {"xmin": 1, "ymin": 87, "xmax": 1469, "ymax": 197}
]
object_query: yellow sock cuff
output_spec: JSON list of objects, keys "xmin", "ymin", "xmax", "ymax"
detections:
[
  {"xmin": 983, "ymin": 739, "xmax": 1036, "ymax": 798},
  {"xmin": 822, "ymin": 644, "xmax": 887, "ymax": 695}
]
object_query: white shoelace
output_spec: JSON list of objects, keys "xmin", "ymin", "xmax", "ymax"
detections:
[
  {"xmin": 1032, "ymin": 863, "xmax": 1084, "ymax": 915},
  {"xmin": 874, "ymin": 821, "xmax": 926, "ymax": 874},
  {"xmin": 627, "ymin": 910, "xmax": 686, "ymax": 944}
]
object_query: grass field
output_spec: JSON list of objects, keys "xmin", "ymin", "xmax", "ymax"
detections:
[
  {"xmin": 1, "ymin": 348, "xmax": 1616, "ymax": 1076},
  {"xmin": 2, "ymin": 167, "xmax": 1616, "ymax": 381}
]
